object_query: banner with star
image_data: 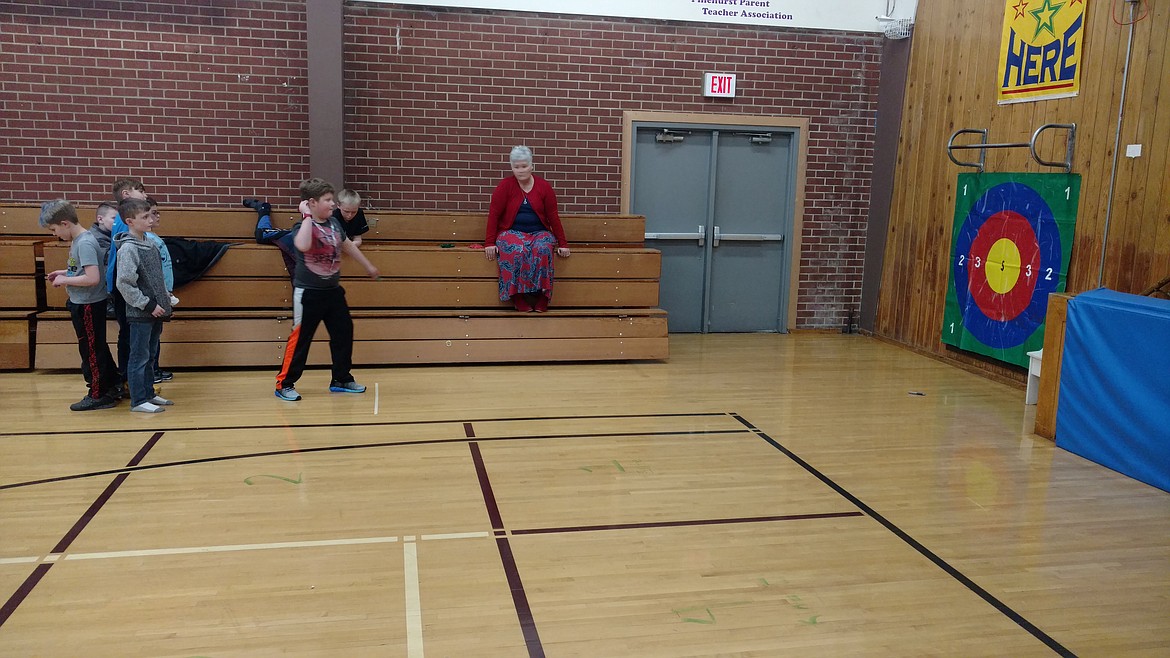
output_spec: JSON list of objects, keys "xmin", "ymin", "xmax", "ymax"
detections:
[{"xmin": 997, "ymin": 0, "xmax": 1086, "ymax": 104}]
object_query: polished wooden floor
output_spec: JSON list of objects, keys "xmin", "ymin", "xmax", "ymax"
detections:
[{"xmin": 0, "ymin": 334, "xmax": 1167, "ymax": 657}]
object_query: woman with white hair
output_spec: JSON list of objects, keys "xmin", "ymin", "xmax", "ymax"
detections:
[{"xmin": 483, "ymin": 145, "xmax": 570, "ymax": 312}]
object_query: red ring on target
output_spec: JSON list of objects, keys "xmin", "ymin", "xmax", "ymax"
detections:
[{"xmin": 968, "ymin": 210, "xmax": 1040, "ymax": 321}]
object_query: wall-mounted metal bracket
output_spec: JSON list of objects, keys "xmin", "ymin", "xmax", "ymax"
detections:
[{"xmin": 946, "ymin": 123, "xmax": 1076, "ymax": 173}]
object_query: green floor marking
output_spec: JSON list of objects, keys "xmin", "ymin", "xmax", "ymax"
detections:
[
  {"xmin": 672, "ymin": 606, "xmax": 716, "ymax": 624},
  {"xmin": 244, "ymin": 473, "xmax": 303, "ymax": 485}
]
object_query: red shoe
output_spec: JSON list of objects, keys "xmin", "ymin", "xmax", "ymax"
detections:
[
  {"xmin": 534, "ymin": 293, "xmax": 550, "ymax": 313},
  {"xmin": 512, "ymin": 294, "xmax": 533, "ymax": 312}
]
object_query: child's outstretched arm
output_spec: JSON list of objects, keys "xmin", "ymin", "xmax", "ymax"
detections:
[{"xmin": 341, "ymin": 239, "xmax": 379, "ymax": 279}]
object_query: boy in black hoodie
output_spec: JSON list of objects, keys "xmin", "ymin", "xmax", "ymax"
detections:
[{"xmin": 115, "ymin": 198, "xmax": 174, "ymax": 413}]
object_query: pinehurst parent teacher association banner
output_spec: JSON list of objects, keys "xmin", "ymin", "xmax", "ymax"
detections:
[{"xmin": 362, "ymin": 0, "xmax": 893, "ymax": 33}]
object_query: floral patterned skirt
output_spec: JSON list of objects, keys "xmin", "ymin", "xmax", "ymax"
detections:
[{"xmin": 496, "ymin": 229, "xmax": 557, "ymax": 301}]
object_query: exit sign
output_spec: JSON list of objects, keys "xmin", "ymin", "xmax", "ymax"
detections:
[{"xmin": 702, "ymin": 72, "xmax": 736, "ymax": 98}]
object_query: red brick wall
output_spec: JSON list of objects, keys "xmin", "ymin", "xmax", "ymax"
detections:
[
  {"xmin": 344, "ymin": 6, "xmax": 880, "ymax": 328},
  {"xmin": 0, "ymin": 1, "xmax": 309, "ymax": 206},
  {"xmin": 1, "ymin": 1, "xmax": 881, "ymax": 328}
]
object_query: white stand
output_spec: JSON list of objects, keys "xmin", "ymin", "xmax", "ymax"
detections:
[{"xmin": 1025, "ymin": 349, "xmax": 1043, "ymax": 405}]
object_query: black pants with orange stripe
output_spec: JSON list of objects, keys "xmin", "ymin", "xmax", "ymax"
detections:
[
  {"xmin": 276, "ymin": 286, "xmax": 355, "ymax": 390},
  {"xmin": 69, "ymin": 299, "xmax": 118, "ymax": 399}
]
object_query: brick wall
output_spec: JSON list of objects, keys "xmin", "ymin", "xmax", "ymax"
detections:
[
  {"xmin": 0, "ymin": 1, "xmax": 881, "ymax": 328},
  {"xmin": 0, "ymin": 0, "xmax": 309, "ymax": 206},
  {"xmin": 345, "ymin": 6, "xmax": 880, "ymax": 328}
]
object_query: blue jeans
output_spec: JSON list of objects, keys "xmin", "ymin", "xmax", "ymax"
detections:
[
  {"xmin": 128, "ymin": 320, "xmax": 163, "ymax": 406},
  {"xmin": 255, "ymin": 214, "xmax": 297, "ymax": 279}
]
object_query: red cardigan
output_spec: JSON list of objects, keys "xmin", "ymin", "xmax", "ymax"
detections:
[{"xmin": 485, "ymin": 174, "xmax": 568, "ymax": 247}]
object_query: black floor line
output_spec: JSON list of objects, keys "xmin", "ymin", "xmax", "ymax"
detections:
[
  {"xmin": 729, "ymin": 414, "xmax": 1076, "ymax": 658},
  {"xmin": 1, "ymin": 414, "xmax": 1073, "ymax": 656},
  {"xmin": 0, "ymin": 428, "xmax": 749, "ymax": 492},
  {"xmin": 511, "ymin": 511, "xmax": 864, "ymax": 536},
  {"xmin": 0, "ymin": 411, "xmax": 729, "ymax": 438}
]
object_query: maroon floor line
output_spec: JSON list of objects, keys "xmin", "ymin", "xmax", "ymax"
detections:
[
  {"xmin": 512, "ymin": 511, "xmax": 864, "ymax": 536},
  {"xmin": 50, "ymin": 472, "xmax": 129, "ymax": 554},
  {"xmin": 0, "ymin": 565, "xmax": 52, "ymax": 630},
  {"xmin": 126, "ymin": 431, "xmax": 165, "ymax": 467},
  {"xmin": 0, "ymin": 432, "xmax": 163, "ymax": 631},
  {"xmin": 495, "ymin": 537, "xmax": 545, "ymax": 658},
  {"xmin": 469, "ymin": 442, "xmax": 503, "ymax": 530},
  {"xmin": 470, "ymin": 441, "xmax": 544, "ymax": 657}
]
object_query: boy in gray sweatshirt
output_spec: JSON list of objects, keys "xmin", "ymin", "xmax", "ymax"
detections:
[{"xmin": 115, "ymin": 198, "xmax": 174, "ymax": 413}]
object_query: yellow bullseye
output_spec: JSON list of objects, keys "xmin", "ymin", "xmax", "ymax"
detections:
[{"xmin": 985, "ymin": 238, "xmax": 1021, "ymax": 294}]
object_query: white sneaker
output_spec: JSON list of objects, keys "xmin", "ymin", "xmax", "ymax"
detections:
[
  {"xmin": 131, "ymin": 402, "xmax": 165, "ymax": 413},
  {"xmin": 150, "ymin": 396, "xmax": 174, "ymax": 406}
]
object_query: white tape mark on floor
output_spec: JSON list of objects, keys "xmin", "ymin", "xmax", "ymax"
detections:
[
  {"xmin": 404, "ymin": 539, "xmax": 424, "ymax": 657},
  {"xmin": 63, "ymin": 535, "xmax": 400, "ymax": 561}
]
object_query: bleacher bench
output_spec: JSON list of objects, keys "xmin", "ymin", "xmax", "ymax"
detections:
[{"xmin": 0, "ymin": 204, "xmax": 668, "ymax": 369}]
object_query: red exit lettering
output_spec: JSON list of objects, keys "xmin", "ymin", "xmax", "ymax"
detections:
[{"xmin": 702, "ymin": 73, "xmax": 736, "ymax": 97}]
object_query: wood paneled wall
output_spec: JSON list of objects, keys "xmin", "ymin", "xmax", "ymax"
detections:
[{"xmin": 876, "ymin": 0, "xmax": 1169, "ymax": 378}]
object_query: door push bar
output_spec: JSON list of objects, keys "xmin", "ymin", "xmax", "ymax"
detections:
[
  {"xmin": 644, "ymin": 225, "xmax": 785, "ymax": 247},
  {"xmin": 946, "ymin": 123, "xmax": 1076, "ymax": 173},
  {"xmin": 645, "ymin": 225, "xmax": 706, "ymax": 246},
  {"xmin": 712, "ymin": 226, "xmax": 784, "ymax": 247}
]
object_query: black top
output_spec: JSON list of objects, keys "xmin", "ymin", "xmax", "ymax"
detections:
[
  {"xmin": 333, "ymin": 207, "xmax": 370, "ymax": 240},
  {"xmin": 510, "ymin": 197, "xmax": 545, "ymax": 233}
]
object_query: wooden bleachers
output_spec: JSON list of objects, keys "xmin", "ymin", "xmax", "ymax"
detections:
[
  {"xmin": 0, "ymin": 234, "xmax": 44, "ymax": 368},
  {"xmin": 0, "ymin": 204, "xmax": 668, "ymax": 369}
]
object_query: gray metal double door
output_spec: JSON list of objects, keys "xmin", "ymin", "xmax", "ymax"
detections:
[{"xmin": 632, "ymin": 125, "xmax": 796, "ymax": 333}]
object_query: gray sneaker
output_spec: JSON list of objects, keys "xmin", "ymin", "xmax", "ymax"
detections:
[
  {"xmin": 329, "ymin": 380, "xmax": 366, "ymax": 393},
  {"xmin": 275, "ymin": 386, "xmax": 301, "ymax": 401},
  {"xmin": 70, "ymin": 395, "xmax": 117, "ymax": 411}
]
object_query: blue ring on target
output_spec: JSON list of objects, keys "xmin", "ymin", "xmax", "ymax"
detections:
[{"xmin": 952, "ymin": 182, "xmax": 1063, "ymax": 349}]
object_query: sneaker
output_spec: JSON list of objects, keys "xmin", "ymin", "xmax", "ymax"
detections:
[
  {"xmin": 329, "ymin": 380, "xmax": 366, "ymax": 393},
  {"xmin": 153, "ymin": 370, "xmax": 174, "ymax": 383},
  {"xmin": 150, "ymin": 395, "xmax": 174, "ymax": 406},
  {"xmin": 243, "ymin": 198, "xmax": 272, "ymax": 216},
  {"xmin": 130, "ymin": 402, "xmax": 165, "ymax": 413},
  {"xmin": 70, "ymin": 395, "xmax": 117, "ymax": 412},
  {"xmin": 111, "ymin": 383, "xmax": 128, "ymax": 401},
  {"xmin": 275, "ymin": 386, "xmax": 301, "ymax": 401}
]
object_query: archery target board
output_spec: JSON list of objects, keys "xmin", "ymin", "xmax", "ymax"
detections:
[{"xmin": 942, "ymin": 172, "xmax": 1080, "ymax": 368}]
